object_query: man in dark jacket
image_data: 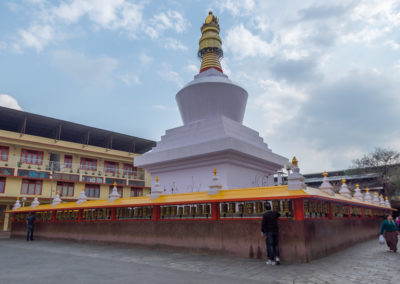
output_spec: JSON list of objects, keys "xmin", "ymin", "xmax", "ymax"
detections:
[
  {"xmin": 261, "ymin": 202, "xmax": 280, "ymax": 265},
  {"xmin": 26, "ymin": 212, "xmax": 35, "ymax": 241}
]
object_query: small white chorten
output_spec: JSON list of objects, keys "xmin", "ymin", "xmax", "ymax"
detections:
[
  {"xmin": 364, "ymin": 188, "xmax": 372, "ymax": 202},
  {"xmin": 385, "ymin": 196, "xmax": 391, "ymax": 208},
  {"xmin": 287, "ymin": 157, "xmax": 306, "ymax": 190},
  {"xmin": 13, "ymin": 197, "xmax": 21, "ymax": 210},
  {"xmin": 150, "ymin": 176, "xmax": 162, "ymax": 199},
  {"xmin": 319, "ymin": 171, "xmax": 334, "ymax": 196},
  {"xmin": 51, "ymin": 191, "xmax": 62, "ymax": 206},
  {"xmin": 339, "ymin": 178, "xmax": 352, "ymax": 198},
  {"xmin": 30, "ymin": 195, "xmax": 40, "ymax": 208},
  {"xmin": 76, "ymin": 187, "xmax": 88, "ymax": 205},
  {"xmin": 353, "ymin": 184, "xmax": 363, "ymax": 200},
  {"xmin": 208, "ymin": 168, "xmax": 223, "ymax": 195},
  {"xmin": 109, "ymin": 182, "xmax": 121, "ymax": 202},
  {"xmin": 372, "ymin": 192, "xmax": 380, "ymax": 205}
]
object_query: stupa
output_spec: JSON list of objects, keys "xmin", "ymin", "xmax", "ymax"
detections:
[{"xmin": 135, "ymin": 11, "xmax": 287, "ymax": 193}]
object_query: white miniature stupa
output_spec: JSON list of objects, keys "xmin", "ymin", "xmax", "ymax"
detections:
[
  {"xmin": 208, "ymin": 168, "xmax": 223, "ymax": 195},
  {"xmin": 12, "ymin": 197, "xmax": 21, "ymax": 210},
  {"xmin": 76, "ymin": 187, "xmax": 88, "ymax": 205},
  {"xmin": 287, "ymin": 157, "xmax": 306, "ymax": 190},
  {"xmin": 372, "ymin": 192, "xmax": 380, "ymax": 205},
  {"xmin": 385, "ymin": 196, "xmax": 391, "ymax": 208},
  {"xmin": 51, "ymin": 191, "xmax": 62, "ymax": 206},
  {"xmin": 150, "ymin": 176, "xmax": 162, "ymax": 199},
  {"xmin": 30, "ymin": 194, "xmax": 40, "ymax": 208},
  {"xmin": 353, "ymin": 184, "xmax": 363, "ymax": 200},
  {"xmin": 364, "ymin": 188, "xmax": 372, "ymax": 202},
  {"xmin": 319, "ymin": 171, "xmax": 334, "ymax": 196},
  {"xmin": 135, "ymin": 11, "xmax": 287, "ymax": 193},
  {"xmin": 108, "ymin": 182, "xmax": 121, "ymax": 202},
  {"xmin": 339, "ymin": 178, "xmax": 352, "ymax": 198},
  {"xmin": 379, "ymin": 194, "xmax": 386, "ymax": 206}
]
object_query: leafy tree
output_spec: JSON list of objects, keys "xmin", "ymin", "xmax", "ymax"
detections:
[{"xmin": 348, "ymin": 147, "xmax": 400, "ymax": 197}]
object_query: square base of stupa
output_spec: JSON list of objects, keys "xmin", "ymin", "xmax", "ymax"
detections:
[{"xmin": 135, "ymin": 116, "xmax": 288, "ymax": 193}]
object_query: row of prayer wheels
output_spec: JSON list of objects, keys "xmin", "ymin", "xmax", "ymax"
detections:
[
  {"xmin": 160, "ymin": 204, "xmax": 211, "ymax": 217},
  {"xmin": 304, "ymin": 200, "xmax": 330, "ymax": 218},
  {"xmin": 116, "ymin": 207, "xmax": 153, "ymax": 219},
  {"xmin": 57, "ymin": 210, "xmax": 79, "ymax": 221},
  {"xmin": 220, "ymin": 200, "xmax": 292, "ymax": 216},
  {"xmin": 83, "ymin": 208, "xmax": 111, "ymax": 220}
]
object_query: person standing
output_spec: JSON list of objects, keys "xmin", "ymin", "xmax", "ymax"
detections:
[
  {"xmin": 380, "ymin": 214, "xmax": 399, "ymax": 252},
  {"xmin": 26, "ymin": 212, "xmax": 35, "ymax": 241},
  {"xmin": 261, "ymin": 202, "xmax": 281, "ymax": 265}
]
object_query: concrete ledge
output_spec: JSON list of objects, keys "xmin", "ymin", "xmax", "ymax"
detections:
[{"xmin": 11, "ymin": 219, "xmax": 381, "ymax": 262}]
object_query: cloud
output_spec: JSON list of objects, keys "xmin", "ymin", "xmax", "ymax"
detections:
[
  {"xmin": 145, "ymin": 10, "xmax": 189, "ymax": 39},
  {"xmin": 163, "ymin": 38, "xmax": 188, "ymax": 51},
  {"xmin": 0, "ymin": 94, "xmax": 22, "ymax": 110},
  {"xmin": 139, "ymin": 52, "xmax": 154, "ymax": 66},
  {"xmin": 157, "ymin": 63, "xmax": 184, "ymax": 88},
  {"xmin": 217, "ymin": 0, "xmax": 255, "ymax": 15},
  {"xmin": 268, "ymin": 57, "xmax": 321, "ymax": 83},
  {"xmin": 121, "ymin": 73, "xmax": 141, "ymax": 86},
  {"xmin": 51, "ymin": 50, "xmax": 118, "ymax": 87},
  {"xmin": 17, "ymin": 24, "xmax": 54, "ymax": 52},
  {"xmin": 152, "ymin": 104, "xmax": 167, "ymax": 110},
  {"xmin": 224, "ymin": 24, "xmax": 273, "ymax": 59}
]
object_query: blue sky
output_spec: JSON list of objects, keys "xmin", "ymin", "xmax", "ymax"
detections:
[{"xmin": 1, "ymin": 0, "xmax": 400, "ymax": 173}]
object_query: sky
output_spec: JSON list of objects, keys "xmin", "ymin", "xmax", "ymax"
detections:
[{"xmin": 0, "ymin": 0, "xmax": 400, "ymax": 173}]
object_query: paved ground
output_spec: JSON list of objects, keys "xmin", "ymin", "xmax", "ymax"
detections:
[{"xmin": 0, "ymin": 237, "xmax": 399, "ymax": 284}]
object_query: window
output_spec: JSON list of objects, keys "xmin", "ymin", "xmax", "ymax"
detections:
[
  {"xmin": 21, "ymin": 179, "xmax": 42, "ymax": 195},
  {"xmin": 0, "ymin": 146, "xmax": 9, "ymax": 161},
  {"xmin": 82, "ymin": 176, "xmax": 103, "ymax": 183},
  {"xmin": 104, "ymin": 161, "xmax": 119, "ymax": 174},
  {"xmin": 80, "ymin": 158, "xmax": 97, "ymax": 171},
  {"xmin": 85, "ymin": 184, "xmax": 100, "ymax": 198},
  {"xmin": 130, "ymin": 187, "xmax": 143, "ymax": 197},
  {"xmin": 0, "ymin": 177, "xmax": 5, "ymax": 193},
  {"xmin": 123, "ymin": 164, "xmax": 136, "ymax": 176},
  {"xmin": 20, "ymin": 149, "xmax": 43, "ymax": 165},
  {"xmin": 109, "ymin": 185, "xmax": 123, "ymax": 197},
  {"xmin": 64, "ymin": 155, "xmax": 72, "ymax": 168},
  {"xmin": 56, "ymin": 182, "xmax": 74, "ymax": 197}
]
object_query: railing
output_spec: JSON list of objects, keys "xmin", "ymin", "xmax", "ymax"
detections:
[
  {"xmin": 11, "ymin": 197, "xmax": 390, "ymax": 224},
  {"xmin": 0, "ymin": 156, "xmax": 145, "ymax": 181}
]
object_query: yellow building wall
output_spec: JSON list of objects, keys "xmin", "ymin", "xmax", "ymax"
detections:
[{"xmin": 0, "ymin": 129, "xmax": 152, "ymax": 229}]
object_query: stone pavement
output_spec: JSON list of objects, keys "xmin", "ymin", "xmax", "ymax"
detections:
[{"xmin": 0, "ymin": 237, "xmax": 399, "ymax": 284}]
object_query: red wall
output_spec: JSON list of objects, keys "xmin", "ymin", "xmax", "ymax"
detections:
[{"xmin": 11, "ymin": 218, "xmax": 381, "ymax": 262}]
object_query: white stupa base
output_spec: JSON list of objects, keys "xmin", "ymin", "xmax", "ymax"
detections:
[{"xmin": 135, "ymin": 116, "xmax": 287, "ymax": 193}]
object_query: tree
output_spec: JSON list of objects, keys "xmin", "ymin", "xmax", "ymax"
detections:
[{"xmin": 348, "ymin": 147, "xmax": 400, "ymax": 198}]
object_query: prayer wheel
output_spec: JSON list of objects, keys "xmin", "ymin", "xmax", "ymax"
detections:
[
  {"xmin": 246, "ymin": 202, "xmax": 254, "ymax": 214},
  {"xmin": 238, "ymin": 204, "xmax": 244, "ymax": 215},
  {"xmin": 184, "ymin": 206, "xmax": 190, "ymax": 216},
  {"xmin": 228, "ymin": 202, "xmax": 235, "ymax": 214},
  {"xmin": 191, "ymin": 206, "xmax": 196, "ymax": 216},
  {"xmin": 178, "ymin": 207, "xmax": 183, "ymax": 216},
  {"xmin": 196, "ymin": 204, "xmax": 203, "ymax": 216}
]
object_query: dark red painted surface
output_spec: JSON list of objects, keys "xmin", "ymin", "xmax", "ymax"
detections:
[{"xmin": 11, "ymin": 218, "xmax": 381, "ymax": 262}]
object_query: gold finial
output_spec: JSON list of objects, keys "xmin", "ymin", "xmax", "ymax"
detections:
[
  {"xmin": 366, "ymin": 187, "xmax": 369, "ymax": 192},
  {"xmin": 356, "ymin": 184, "xmax": 359, "ymax": 188},
  {"xmin": 323, "ymin": 171, "xmax": 327, "ymax": 178},
  {"xmin": 374, "ymin": 192, "xmax": 377, "ymax": 196},
  {"xmin": 56, "ymin": 190, "xmax": 59, "ymax": 195},
  {"xmin": 213, "ymin": 168, "xmax": 217, "ymax": 176},
  {"xmin": 34, "ymin": 194, "xmax": 37, "ymax": 198},
  {"xmin": 380, "ymin": 194, "xmax": 383, "ymax": 198},
  {"xmin": 292, "ymin": 157, "xmax": 298, "ymax": 167},
  {"xmin": 17, "ymin": 196, "xmax": 19, "ymax": 200},
  {"xmin": 342, "ymin": 178, "xmax": 346, "ymax": 184},
  {"xmin": 385, "ymin": 196, "xmax": 388, "ymax": 200},
  {"xmin": 113, "ymin": 181, "xmax": 117, "ymax": 187},
  {"xmin": 155, "ymin": 176, "xmax": 159, "ymax": 183},
  {"xmin": 82, "ymin": 186, "xmax": 85, "ymax": 192},
  {"xmin": 198, "ymin": 10, "xmax": 223, "ymax": 73}
]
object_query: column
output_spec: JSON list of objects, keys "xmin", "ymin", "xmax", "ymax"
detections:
[{"xmin": 2, "ymin": 205, "xmax": 10, "ymax": 231}]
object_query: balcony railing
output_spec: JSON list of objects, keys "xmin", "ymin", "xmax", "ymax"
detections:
[{"xmin": 0, "ymin": 155, "xmax": 145, "ymax": 181}]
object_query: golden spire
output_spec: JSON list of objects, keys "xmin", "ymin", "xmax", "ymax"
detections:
[
  {"xmin": 385, "ymin": 196, "xmax": 388, "ymax": 200},
  {"xmin": 366, "ymin": 187, "xmax": 369, "ymax": 192},
  {"xmin": 355, "ymin": 184, "xmax": 359, "ymax": 188},
  {"xmin": 323, "ymin": 171, "xmax": 327, "ymax": 178},
  {"xmin": 342, "ymin": 178, "xmax": 346, "ymax": 184},
  {"xmin": 155, "ymin": 176, "xmax": 159, "ymax": 183},
  {"xmin": 292, "ymin": 156, "xmax": 298, "ymax": 167},
  {"xmin": 198, "ymin": 11, "xmax": 223, "ymax": 73},
  {"xmin": 113, "ymin": 181, "xmax": 117, "ymax": 187},
  {"xmin": 213, "ymin": 168, "xmax": 217, "ymax": 176}
]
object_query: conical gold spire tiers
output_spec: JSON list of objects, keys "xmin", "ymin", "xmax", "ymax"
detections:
[{"xmin": 198, "ymin": 11, "xmax": 223, "ymax": 73}]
